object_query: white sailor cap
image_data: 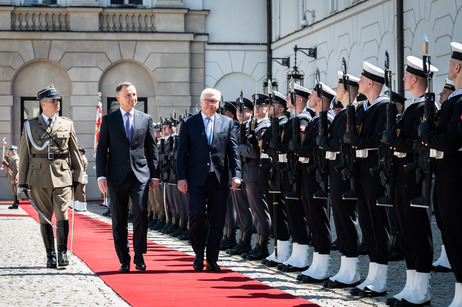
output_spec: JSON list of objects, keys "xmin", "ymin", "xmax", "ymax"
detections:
[
  {"xmin": 444, "ymin": 78, "xmax": 455, "ymax": 91},
  {"xmin": 273, "ymin": 91, "xmax": 287, "ymax": 106},
  {"xmin": 294, "ymin": 83, "xmax": 312, "ymax": 99},
  {"xmin": 337, "ymin": 71, "xmax": 360, "ymax": 87},
  {"xmin": 451, "ymin": 41, "xmax": 462, "ymax": 61},
  {"xmin": 361, "ymin": 61, "xmax": 385, "ymax": 84},
  {"xmin": 406, "ymin": 55, "xmax": 438, "ymax": 78},
  {"xmin": 314, "ymin": 81, "xmax": 336, "ymax": 100}
]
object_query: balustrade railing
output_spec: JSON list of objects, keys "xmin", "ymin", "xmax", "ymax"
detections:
[{"xmin": 11, "ymin": 9, "xmax": 70, "ymax": 31}]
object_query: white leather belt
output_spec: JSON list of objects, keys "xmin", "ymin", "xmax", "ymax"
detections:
[
  {"xmin": 430, "ymin": 148, "xmax": 444, "ymax": 159},
  {"xmin": 260, "ymin": 153, "xmax": 269, "ymax": 159},
  {"xmin": 278, "ymin": 154, "xmax": 287, "ymax": 163},
  {"xmin": 325, "ymin": 151, "xmax": 339, "ymax": 160},
  {"xmin": 394, "ymin": 152, "xmax": 407, "ymax": 158},
  {"xmin": 356, "ymin": 148, "xmax": 378, "ymax": 158},
  {"xmin": 299, "ymin": 157, "xmax": 310, "ymax": 164}
]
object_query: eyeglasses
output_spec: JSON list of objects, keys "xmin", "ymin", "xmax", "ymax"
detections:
[{"xmin": 202, "ymin": 98, "xmax": 219, "ymax": 104}]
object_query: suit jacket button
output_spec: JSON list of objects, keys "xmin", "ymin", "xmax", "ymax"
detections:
[{"xmin": 206, "ymin": 163, "xmax": 210, "ymax": 166}]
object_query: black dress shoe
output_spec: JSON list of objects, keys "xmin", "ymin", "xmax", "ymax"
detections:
[
  {"xmin": 350, "ymin": 287, "xmax": 363, "ymax": 296},
  {"xmin": 8, "ymin": 204, "xmax": 18, "ymax": 209},
  {"xmin": 394, "ymin": 298, "xmax": 431, "ymax": 306},
  {"xmin": 119, "ymin": 263, "xmax": 130, "ymax": 273},
  {"xmin": 386, "ymin": 297, "xmax": 401, "ymax": 306},
  {"xmin": 193, "ymin": 255, "xmax": 204, "ymax": 271},
  {"xmin": 360, "ymin": 287, "xmax": 387, "ymax": 297},
  {"xmin": 265, "ymin": 260, "xmax": 280, "ymax": 267},
  {"xmin": 206, "ymin": 261, "xmax": 221, "ymax": 272},
  {"xmin": 280, "ymin": 264, "xmax": 309, "ymax": 272},
  {"xmin": 323, "ymin": 279, "xmax": 360, "ymax": 288},
  {"xmin": 134, "ymin": 254, "xmax": 146, "ymax": 271},
  {"xmin": 433, "ymin": 265, "xmax": 452, "ymax": 272},
  {"xmin": 299, "ymin": 275, "xmax": 328, "ymax": 284}
]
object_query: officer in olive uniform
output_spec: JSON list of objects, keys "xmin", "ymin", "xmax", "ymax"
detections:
[
  {"xmin": 18, "ymin": 84, "xmax": 83, "ymax": 268},
  {"xmin": 2, "ymin": 145, "xmax": 20, "ymax": 209},
  {"xmin": 149, "ymin": 123, "xmax": 166, "ymax": 230},
  {"xmin": 74, "ymin": 146, "xmax": 88, "ymax": 212},
  {"xmin": 239, "ymin": 94, "xmax": 272, "ymax": 260}
]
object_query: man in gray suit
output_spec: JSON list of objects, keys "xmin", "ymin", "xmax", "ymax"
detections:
[{"xmin": 96, "ymin": 82, "xmax": 159, "ymax": 273}]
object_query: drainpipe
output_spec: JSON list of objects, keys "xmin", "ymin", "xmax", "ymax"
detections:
[{"xmin": 397, "ymin": 0, "xmax": 404, "ymax": 95}]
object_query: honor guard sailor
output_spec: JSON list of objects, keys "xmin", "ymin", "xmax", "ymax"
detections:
[
  {"xmin": 18, "ymin": 84, "xmax": 84, "ymax": 268},
  {"xmin": 418, "ymin": 42, "xmax": 462, "ymax": 307},
  {"xmin": 344, "ymin": 62, "xmax": 391, "ymax": 297},
  {"xmin": 321, "ymin": 71, "xmax": 362, "ymax": 288},
  {"xmin": 382, "ymin": 55, "xmax": 438, "ymax": 306}
]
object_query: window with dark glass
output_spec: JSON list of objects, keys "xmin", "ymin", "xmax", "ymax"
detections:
[{"xmin": 21, "ymin": 97, "xmax": 62, "ymax": 131}]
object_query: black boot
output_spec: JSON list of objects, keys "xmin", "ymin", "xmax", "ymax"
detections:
[
  {"xmin": 147, "ymin": 211, "xmax": 155, "ymax": 227},
  {"xmin": 152, "ymin": 215, "xmax": 166, "ymax": 230},
  {"xmin": 8, "ymin": 196, "xmax": 19, "ymax": 209},
  {"xmin": 40, "ymin": 223, "xmax": 57, "ymax": 268},
  {"xmin": 245, "ymin": 235, "xmax": 269, "ymax": 260},
  {"xmin": 227, "ymin": 231, "xmax": 252, "ymax": 255},
  {"xmin": 164, "ymin": 218, "xmax": 179, "ymax": 234},
  {"xmin": 220, "ymin": 227, "xmax": 237, "ymax": 250},
  {"xmin": 56, "ymin": 220, "xmax": 69, "ymax": 266},
  {"xmin": 171, "ymin": 219, "xmax": 187, "ymax": 237}
]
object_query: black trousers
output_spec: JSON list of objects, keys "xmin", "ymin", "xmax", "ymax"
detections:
[
  {"xmin": 300, "ymin": 168, "xmax": 331, "ymax": 254},
  {"xmin": 394, "ymin": 159, "xmax": 433, "ymax": 272},
  {"xmin": 283, "ymin": 163, "xmax": 310, "ymax": 244},
  {"xmin": 329, "ymin": 157, "xmax": 359, "ymax": 257},
  {"xmin": 188, "ymin": 173, "xmax": 228, "ymax": 263},
  {"xmin": 108, "ymin": 171, "xmax": 149, "ymax": 264},
  {"xmin": 435, "ymin": 157, "xmax": 462, "ymax": 282},
  {"xmin": 356, "ymin": 152, "xmax": 390, "ymax": 265}
]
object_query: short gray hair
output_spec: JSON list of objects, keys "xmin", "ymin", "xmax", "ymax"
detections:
[{"xmin": 200, "ymin": 88, "xmax": 221, "ymax": 100}]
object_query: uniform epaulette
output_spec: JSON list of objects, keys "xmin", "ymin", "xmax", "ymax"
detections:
[{"xmin": 59, "ymin": 116, "xmax": 72, "ymax": 122}]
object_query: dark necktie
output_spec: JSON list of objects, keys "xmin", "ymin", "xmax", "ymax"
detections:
[
  {"xmin": 125, "ymin": 113, "xmax": 133, "ymax": 142},
  {"xmin": 47, "ymin": 118, "xmax": 52, "ymax": 132}
]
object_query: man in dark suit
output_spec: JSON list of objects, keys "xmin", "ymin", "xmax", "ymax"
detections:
[
  {"xmin": 96, "ymin": 82, "xmax": 159, "ymax": 273},
  {"xmin": 177, "ymin": 88, "xmax": 242, "ymax": 272}
]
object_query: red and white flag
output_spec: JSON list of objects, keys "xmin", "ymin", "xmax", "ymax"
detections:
[
  {"xmin": 1, "ymin": 137, "xmax": 6, "ymax": 170},
  {"xmin": 94, "ymin": 93, "xmax": 103, "ymax": 152}
]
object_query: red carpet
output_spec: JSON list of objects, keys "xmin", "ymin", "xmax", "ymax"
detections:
[{"xmin": 20, "ymin": 203, "xmax": 316, "ymax": 307}]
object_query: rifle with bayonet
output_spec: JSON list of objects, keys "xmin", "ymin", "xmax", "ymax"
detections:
[
  {"xmin": 404, "ymin": 35, "xmax": 437, "ymax": 208},
  {"xmin": 238, "ymin": 91, "xmax": 246, "ymax": 145},
  {"xmin": 312, "ymin": 69, "xmax": 329, "ymax": 200},
  {"xmin": 370, "ymin": 51, "xmax": 396, "ymax": 207},
  {"xmin": 285, "ymin": 77, "xmax": 300, "ymax": 200},
  {"xmin": 266, "ymin": 79, "xmax": 280, "ymax": 258},
  {"xmin": 335, "ymin": 58, "xmax": 359, "ymax": 200}
]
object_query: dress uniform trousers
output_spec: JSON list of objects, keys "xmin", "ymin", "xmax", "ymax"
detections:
[
  {"xmin": 356, "ymin": 150, "xmax": 390, "ymax": 264},
  {"xmin": 328, "ymin": 155, "xmax": 359, "ymax": 257},
  {"xmin": 231, "ymin": 182, "xmax": 253, "ymax": 234},
  {"xmin": 283, "ymin": 160, "xmax": 309, "ymax": 245},
  {"xmin": 300, "ymin": 163, "xmax": 331, "ymax": 254},
  {"xmin": 394, "ymin": 157, "xmax": 433, "ymax": 272},
  {"xmin": 244, "ymin": 162, "xmax": 271, "ymax": 237},
  {"xmin": 268, "ymin": 162, "xmax": 290, "ymax": 241},
  {"xmin": 434, "ymin": 152, "xmax": 462, "ymax": 282}
]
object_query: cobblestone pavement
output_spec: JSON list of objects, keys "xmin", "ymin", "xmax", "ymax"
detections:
[{"xmin": 0, "ymin": 202, "xmax": 455, "ymax": 306}]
